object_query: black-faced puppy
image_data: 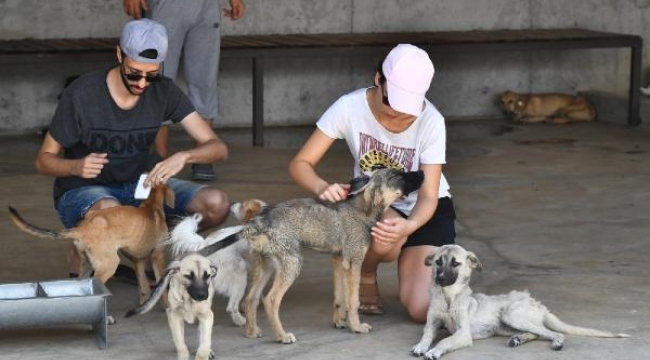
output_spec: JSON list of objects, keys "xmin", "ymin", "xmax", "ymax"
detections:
[
  {"xmin": 166, "ymin": 198, "xmax": 267, "ymax": 327},
  {"xmin": 126, "ymin": 253, "xmax": 217, "ymax": 360},
  {"xmin": 411, "ymin": 244, "xmax": 629, "ymax": 360},
  {"xmin": 198, "ymin": 168, "xmax": 424, "ymax": 344}
]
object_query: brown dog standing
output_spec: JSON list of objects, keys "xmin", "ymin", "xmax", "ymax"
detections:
[
  {"xmin": 500, "ymin": 90, "xmax": 596, "ymax": 124},
  {"xmin": 8, "ymin": 183, "xmax": 174, "ymax": 304}
]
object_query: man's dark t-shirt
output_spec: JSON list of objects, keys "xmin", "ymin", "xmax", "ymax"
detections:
[{"xmin": 49, "ymin": 68, "xmax": 195, "ymax": 201}]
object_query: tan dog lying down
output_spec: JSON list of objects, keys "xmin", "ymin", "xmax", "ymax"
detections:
[
  {"xmin": 8, "ymin": 183, "xmax": 174, "ymax": 304},
  {"xmin": 500, "ymin": 90, "xmax": 596, "ymax": 124}
]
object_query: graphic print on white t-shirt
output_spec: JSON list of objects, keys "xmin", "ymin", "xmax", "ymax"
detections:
[{"xmin": 358, "ymin": 132, "xmax": 414, "ymax": 172}]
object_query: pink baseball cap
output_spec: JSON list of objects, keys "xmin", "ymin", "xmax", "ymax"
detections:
[{"xmin": 382, "ymin": 44, "xmax": 434, "ymax": 116}]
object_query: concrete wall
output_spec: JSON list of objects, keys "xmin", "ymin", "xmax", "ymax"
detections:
[{"xmin": 1, "ymin": 0, "xmax": 649, "ymax": 131}]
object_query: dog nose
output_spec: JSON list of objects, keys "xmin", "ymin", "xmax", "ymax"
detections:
[
  {"xmin": 188, "ymin": 284, "xmax": 210, "ymax": 301},
  {"xmin": 435, "ymin": 273, "xmax": 446, "ymax": 284}
]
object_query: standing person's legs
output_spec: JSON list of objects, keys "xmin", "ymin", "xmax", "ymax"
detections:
[
  {"xmin": 148, "ymin": 0, "xmax": 191, "ymax": 159},
  {"xmin": 183, "ymin": 0, "xmax": 221, "ymax": 181}
]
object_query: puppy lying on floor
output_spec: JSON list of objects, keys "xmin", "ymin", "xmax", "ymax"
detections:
[
  {"xmin": 411, "ymin": 244, "xmax": 629, "ymax": 360},
  {"xmin": 126, "ymin": 253, "xmax": 217, "ymax": 360},
  {"xmin": 166, "ymin": 199, "xmax": 267, "ymax": 326},
  {"xmin": 500, "ymin": 90, "xmax": 596, "ymax": 124}
]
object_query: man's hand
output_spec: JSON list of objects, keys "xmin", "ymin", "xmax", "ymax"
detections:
[
  {"xmin": 123, "ymin": 0, "xmax": 148, "ymax": 19},
  {"xmin": 224, "ymin": 0, "xmax": 246, "ymax": 20},
  {"xmin": 318, "ymin": 183, "xmax": 350, "ymax": 203},
  {"xmin": 73, "ymin": 153, "xmax": 109, "ymax": 178},
  {"xmin": 144, "ymin": 152, "xmax": 190, "ymax": 187}
]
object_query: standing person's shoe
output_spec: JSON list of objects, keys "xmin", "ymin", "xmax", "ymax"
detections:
[{"xmin": 192, "ymin": 164, "xmax": 216, "ymax": 181}]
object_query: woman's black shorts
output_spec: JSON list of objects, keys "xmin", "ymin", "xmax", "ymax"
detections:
[{"xmin": 394, "ymin": 196, "xmax": 456, "ymax": 248}]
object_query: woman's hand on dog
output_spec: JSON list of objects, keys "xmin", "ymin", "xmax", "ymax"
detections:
[
  {"xmin": 318, "ymin": 183, "xmax": 350, "ymax": 203},
  {"xmin": 371, "ymin": 217, "xmax": 413, "ymax": 246}
]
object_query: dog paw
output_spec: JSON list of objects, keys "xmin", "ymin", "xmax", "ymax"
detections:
[
  {"xmin": 352, "ymin": 322, "xmax": 372, "ymax": 334},
  {"xmin": 245, "ymin": 326, "xmax": 263, "ymax": 338},
  {"xmin": 194, "ymin": 348, "xmax": 213, "ymax": 360},
  {"xmin": 411, "ymin": 343, "xmax": 430, "ymax": 356},
  {"xmin": 230, "ymin": 312, "xmax": 246, "ymax": 327},
  {"xmin": 333, "ymin": 318, "xmax": 347, "ymax": 329},
  {"xmin": 507, "ymin": 335, "xmax": 522, "ymax": 347},
  {"xmin": 106, "ymin": 315, "xmax": 116, "ymax": 325},
  {"xmin": 277, "ymin": 332, "xmax": 296, "ymax": 344},
  {"xmin": 424, "ymin": 349, "xmax": 441, "ymax": 360},
  {"xmin": 551, "ymin": 338, "xmax": 564, "ymax": 351},
  {"xmin": 176, "ymin": 347, "xmax": 190, "ymax": 360},
  {"xmin": 333, "ymin": 313, "xmax": 347, "ymax": 328}
]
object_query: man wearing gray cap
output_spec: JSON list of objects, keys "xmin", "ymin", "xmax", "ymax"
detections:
[
  {"xmin": 34, "ymin": 19, "xmax": 230, "ymax": 276},
  {"xmin": 123, "ymin": 0, "xmax": 246, "ymax": 181}
]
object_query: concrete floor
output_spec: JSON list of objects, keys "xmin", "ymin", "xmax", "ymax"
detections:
[{"xmin": 0, "ymin": 120, "xmax": 648, "ymax": 359}]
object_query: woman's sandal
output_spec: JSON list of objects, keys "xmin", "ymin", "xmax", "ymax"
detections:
[{"xmin": 358, "ymin": 282, "xmax": 385, "ymax": 315}]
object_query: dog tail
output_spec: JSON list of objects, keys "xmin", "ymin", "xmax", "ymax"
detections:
[
  {"xmin": 166, "ymin": 213, "xmax": 206, "ymax": 259},
  {"xmin": 125, "ymin": 267, "xmax": 174, "ymax": 318},
  {"xmin": 544, "ymin": 313, "xmax": 629, "ymax": 338},
  {"xmin": 198, "ymin": 232, "xmax": 241, "ymax": 257},
  {"xmin": 8, "ymin": 206, "xmax": 72, "ymax": 241},
  {"xmin": 166, "ymin": 213, "xmax": 245, "ymax": 259}
]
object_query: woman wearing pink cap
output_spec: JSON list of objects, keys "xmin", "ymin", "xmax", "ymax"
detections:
[{"xmin": 289, "ymin": 44, "xmax": 455, "ymax": 323}]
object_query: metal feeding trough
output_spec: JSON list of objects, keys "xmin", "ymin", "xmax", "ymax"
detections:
[{"xmin": 0, "ymin": 277, "xmax": 111, "ymax": 349}]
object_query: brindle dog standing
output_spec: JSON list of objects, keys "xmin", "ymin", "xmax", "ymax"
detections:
[
  {"xmin": 203, "ymin": 168, "xmax": 424, "ymax": 344},
  {"xmin": 411, "ymin": 244, "xmax": 629, "ymax": 360}
]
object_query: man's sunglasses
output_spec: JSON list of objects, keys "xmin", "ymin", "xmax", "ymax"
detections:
[
  {"xmin": 124, "ymin": 72, "xmax": 162, "ymax": 83},
  {"xmin": 120, "ymin": 62, "xmax": 163, "ymax": 83}
]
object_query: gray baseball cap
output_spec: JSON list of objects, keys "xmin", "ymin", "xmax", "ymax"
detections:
[{"xmin": 120, "ymin": 19, "xmax": 168, "ymax": 64}]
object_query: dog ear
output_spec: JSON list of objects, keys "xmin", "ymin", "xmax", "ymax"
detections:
[
  {"xmin": 210, "ymin": 265, "xmax": 218, "ymax": 277},
  {"xmin": 348, "ymin": 175, "xmax": 370, "ymax": 196},
  {"xmin": 191, "ymin": 213, "xmax": 203, "ymax": 223},
  {"xmin": 243, "ymin": 209, "xmax": 255, "ymax": 223},
  {"xmin": 424, "ymin": 253, "xmax": 436, "ymax": 267},
  {"xmin": 165, "ymin": 260, "xmax": 181, "ymax": 275},
  {"xmin": 165, "ymin": 185, "xmax": 176, "ymax": 208},
  {"xmin": 466, "ymin": 251, "xmax": 483, "ymax": 272}
]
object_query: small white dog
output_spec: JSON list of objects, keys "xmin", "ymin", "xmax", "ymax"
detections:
[
  {"xmin": 167, "ymin": 199, "xmax": 267, "ymax": 326},
  {"xmin": 126, "ymin": 253, "xmax": 217, "ymax": 360}
]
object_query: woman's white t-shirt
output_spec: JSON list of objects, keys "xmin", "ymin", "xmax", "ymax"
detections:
[{"xmin": 316, "ymin": 87, "xmax": 451, "ymax": 216}]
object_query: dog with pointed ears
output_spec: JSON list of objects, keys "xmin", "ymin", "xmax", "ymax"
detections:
[{"xmin": 411, "ymin": 244, "xmax": 629, "ymax": 360}]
